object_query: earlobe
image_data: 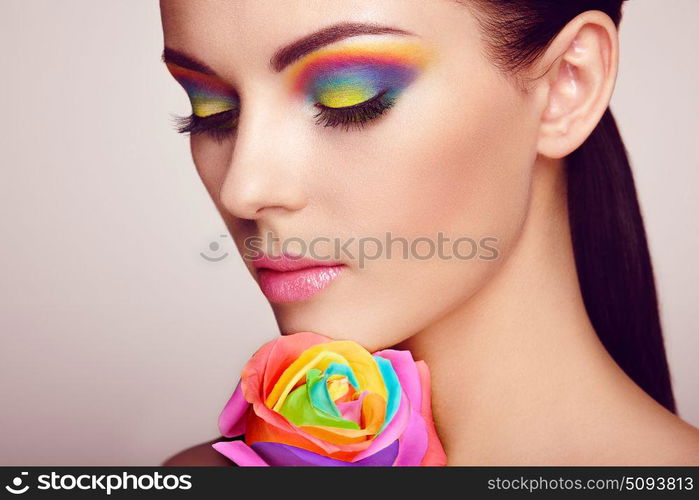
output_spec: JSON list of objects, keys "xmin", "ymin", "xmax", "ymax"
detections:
[{"xmin": 536, "ymin": 12, "xmax": 618, "ymax": 159}]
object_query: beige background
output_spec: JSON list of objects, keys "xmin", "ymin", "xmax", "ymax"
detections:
[{"xmin": 1, "ymin": 0, "xmax": 697, "ymax": 465}]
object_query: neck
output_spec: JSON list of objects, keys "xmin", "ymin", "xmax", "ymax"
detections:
[{"xmin": 396, "ymin": 156, "xmax": 658, "ymax": 464}]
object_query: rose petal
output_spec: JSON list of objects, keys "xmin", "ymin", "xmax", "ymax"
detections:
[
  {"xmin": 211, "ymin": 440, "xmax": 269, "ymax": 466},
  {"xmin": 242, "ymin": 333, "xmax": 369, "ymax": 455},
  {"xmin": 373, "ymin": 355, "xmax": 401, "ymax": 434},
  {"xmin": 349, "ymin": 386, "xmax": 410, "ymax": 462},
  {"xmin": 244, "ymin": 409, "xmax": 331, "ymax": 456},
  {"xmin": 416, "ymin": 360, "xmax": 448, "ymax": 466},
  {"xmin": 351, "ymin": 349, "xmax": 425, "ymax": 464},
  {"xmin": 299, "ymin": 392, "xmax": 386, "ymax": 444},
  {"xmin": 266, "ymin": 340, "xmax": 387, "ymax": 412},
  {"xmin": 245, "ymin": 385, "xmax": 404, "ymax": 460},
  {"xmin": 217, "ymin": 379, "xmax": 249, "ymax": 437},
  {"xmin": 393, "ymin": 408, "xmax": 428, "ymax": 466},
  {"xmin": 233, "ymin": 333, "xmax": 444, "ymax": 464},
  {"xmin": 260, "ymin": 332, "xmax": 332, "ymax": 399},
  {"xmin": 242, "ymin": 337, "xmax": 398, "ymax": 458},
  {"xmin": 251, "ymin": 440, "xmax": 399, "ymax": 466},
  {"xmin": 336, "ymin": 390, "xmax": 367, "ymax": 424},
  {"xmin": 375, "ymin": 350, "xmax": 421, "ymax": 409}
]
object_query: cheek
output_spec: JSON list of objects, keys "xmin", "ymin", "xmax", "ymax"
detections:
[
  {"xmin": 310, "ymin": 66, "xmax": 540, "ymax": 345},
  {"xmin": 400, "ymin": 80, "xmax": 536, "ymax": 245},
  {"xmin": 327, "ymin": 69, "xmax": 537, "ymax": 252}
]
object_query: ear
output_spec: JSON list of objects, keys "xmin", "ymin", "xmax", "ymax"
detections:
[{"xmin": 535, "ymin": 11, "xmax": 619, "ymax": 159}]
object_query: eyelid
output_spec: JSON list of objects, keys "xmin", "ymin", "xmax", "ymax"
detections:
[
  {"xmin": 315, "ymin": 88, "xmax": 388, "ymax": 110},
  {"xmin": 316, "ymin": 83, "xmax": 379, "ymax": 108},
  {"xmin": 191, "ymin": 97, "xmax": 239, "ymax": 118},
  {"xmin": 312, "ymin": 89, "xmax": 397, "ymax": 131},
  {"xmin": 166, "ymin": 62, "xmax": 237, "ymax": 93},
  {"xmin": 165, "ymin": 61, "xmax": 239, "ymax": 117},
  {"xmin": 284, "ymin": 38, "xmax": 435, "ymax": 96}
]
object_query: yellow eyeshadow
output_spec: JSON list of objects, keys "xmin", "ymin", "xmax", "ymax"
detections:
[
  {"xmin": 318, "ymin": 85, "xmax": 375, "ymax": 108},
  {"xmin": 192, "ymin": 99, "xmax": 236, "ymax": 117}
]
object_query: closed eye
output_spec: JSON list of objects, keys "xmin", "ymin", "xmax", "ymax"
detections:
[
  {"xmin": 312, "ymin": 89, "xmax": 397, "ymax": 131},
  {"xmin": 171, "ymin": 108, "xmax": 239, "ymax": 143}
]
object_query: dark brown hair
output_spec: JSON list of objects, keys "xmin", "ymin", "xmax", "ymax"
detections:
[{"xmin": 465, "ymin": 0, "xmax": 676, "ymax": 413}]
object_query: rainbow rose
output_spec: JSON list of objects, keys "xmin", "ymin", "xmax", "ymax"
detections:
[{"xmin": 212, "ymin": 331, "xmax": 447, "ymax": 466}]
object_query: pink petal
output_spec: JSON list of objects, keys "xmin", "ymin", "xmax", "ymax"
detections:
[
  {"xmin": 416, "ymin": 360, "xmax": 448, "ymax": 466},
  {"xmin": 335, "ymin": 391, "xmax": 367, "ymax": 424},
  {"xmin": 217, "ymin": 379, "xmax": 249, "ymax": 437},
  {"xmin": 393, "ymin": 409, "xmax": 428, "ymax": 466},
  {"xmin": 211, "ymin": 440, "xmax": 269, "ymax": 466}
]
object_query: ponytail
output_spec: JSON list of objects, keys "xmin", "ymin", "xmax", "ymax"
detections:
[
  {"xmin": 567, "ymin": 107, "xmax": 676, "ymax": 412},
  {"xmin": 466, "ymin": 0, "xmax": 676, "ymax": 413}
]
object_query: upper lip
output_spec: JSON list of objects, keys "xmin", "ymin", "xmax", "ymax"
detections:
[{"xmin": 251, "ymin": 253, "xmax": 344, "ymax": 272}]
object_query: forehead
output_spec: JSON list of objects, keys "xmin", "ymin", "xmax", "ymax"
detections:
[{"xmin": 160, "ymin": 0, "xmax": 482, "ymax": 80}]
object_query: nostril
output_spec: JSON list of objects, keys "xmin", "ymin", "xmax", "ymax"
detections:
[{"xmin": 219, "ymin": 181, "xmax": 264, "ymax": 220}]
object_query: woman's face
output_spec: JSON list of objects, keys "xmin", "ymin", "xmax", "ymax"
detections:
[{"xmin": 161, "ymin": 0, "xmax": 542, "ymax": 351}]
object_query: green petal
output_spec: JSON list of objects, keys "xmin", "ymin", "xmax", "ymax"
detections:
[{"xmin": 279, "ymin": 369, "xmax": 360, "ymax": 430}]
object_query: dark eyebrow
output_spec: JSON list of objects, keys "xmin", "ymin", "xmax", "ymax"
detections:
[
  {"xmin": 162, "ymin": 22, "xmax": 414, "ymax": 77},
  {"xmin": 270, "ymin": 22, "xmax": 414, "ymax": 72},
  {"xmin": 161, "ymin": 46, "xmax": 218, "ymax": 76}
]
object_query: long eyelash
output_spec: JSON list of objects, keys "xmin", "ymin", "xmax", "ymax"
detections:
[
  {"xmin": 169, "ymin": 90, "xmax": 396, "ymax": 141},
  {"xmin": 169, "ymin": 109, "xmax": 238, "ymax": 144},
  {"xmin": 313, "ymin": 90, "xmax": 397, "ymax": 132}
]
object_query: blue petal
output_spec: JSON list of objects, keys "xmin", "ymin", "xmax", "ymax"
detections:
[
  {"xmin": 373, "ymin": 355, "xmax": 401, "ymax": 435},
  {"xmin": 324, "ymin": 362, "xmax": 360, "ymax": 390}
]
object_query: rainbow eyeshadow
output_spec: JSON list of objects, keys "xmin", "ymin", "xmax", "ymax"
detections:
[
  {"xmin": 165, "ymin": 62, "xmax": 239, "ymax": 117},
  {"xmin": 286, "ymin": 39, "xmax": 434, "ymax": 108}
]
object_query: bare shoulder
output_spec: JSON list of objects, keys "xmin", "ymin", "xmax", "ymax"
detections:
[
  {"xmin": 576, "ymin": 392, "xmax": 699, "ymax": 465},
  {"xmin": 161, "ymin": 437, "xmax": 236, "ymax": 466},
  {"xmin": 653, "ymin": 416, "xmax": 699, "ymax": 464},
  {"xmin": 620, "ymin": 407, "xmax": 699, "ymax": 465}
]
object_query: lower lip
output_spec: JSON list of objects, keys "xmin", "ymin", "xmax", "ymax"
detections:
[{"xmin": 257, "ymin": 265, "xmax": 345, "ymax": 303}]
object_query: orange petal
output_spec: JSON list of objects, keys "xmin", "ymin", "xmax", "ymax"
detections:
[{"xmin": 244, "ymin": 410, "xmax": 328, "ymax": 456}]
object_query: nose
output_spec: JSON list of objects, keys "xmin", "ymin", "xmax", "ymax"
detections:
[{"xmin": 219, "ymin": 104, "xmax": 308, "ymax": 220}]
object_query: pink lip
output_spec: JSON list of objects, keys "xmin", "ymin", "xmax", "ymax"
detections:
[{"xmin": 251, "ymin": 253, "xmax": 345, "ymax": 303}]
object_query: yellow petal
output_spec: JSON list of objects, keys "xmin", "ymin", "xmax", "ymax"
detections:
[
  {"xmin": 265, "ymin": 341, "xmax": 387, "ymax": 412},
  {"xmin": 327, "ymin": 376, "xmax": 349, "ymax": 401}
]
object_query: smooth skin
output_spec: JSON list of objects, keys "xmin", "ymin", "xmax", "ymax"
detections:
[{"xmin": 159, "ymin": 0, "xmax": 699, "ymax": 465}]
